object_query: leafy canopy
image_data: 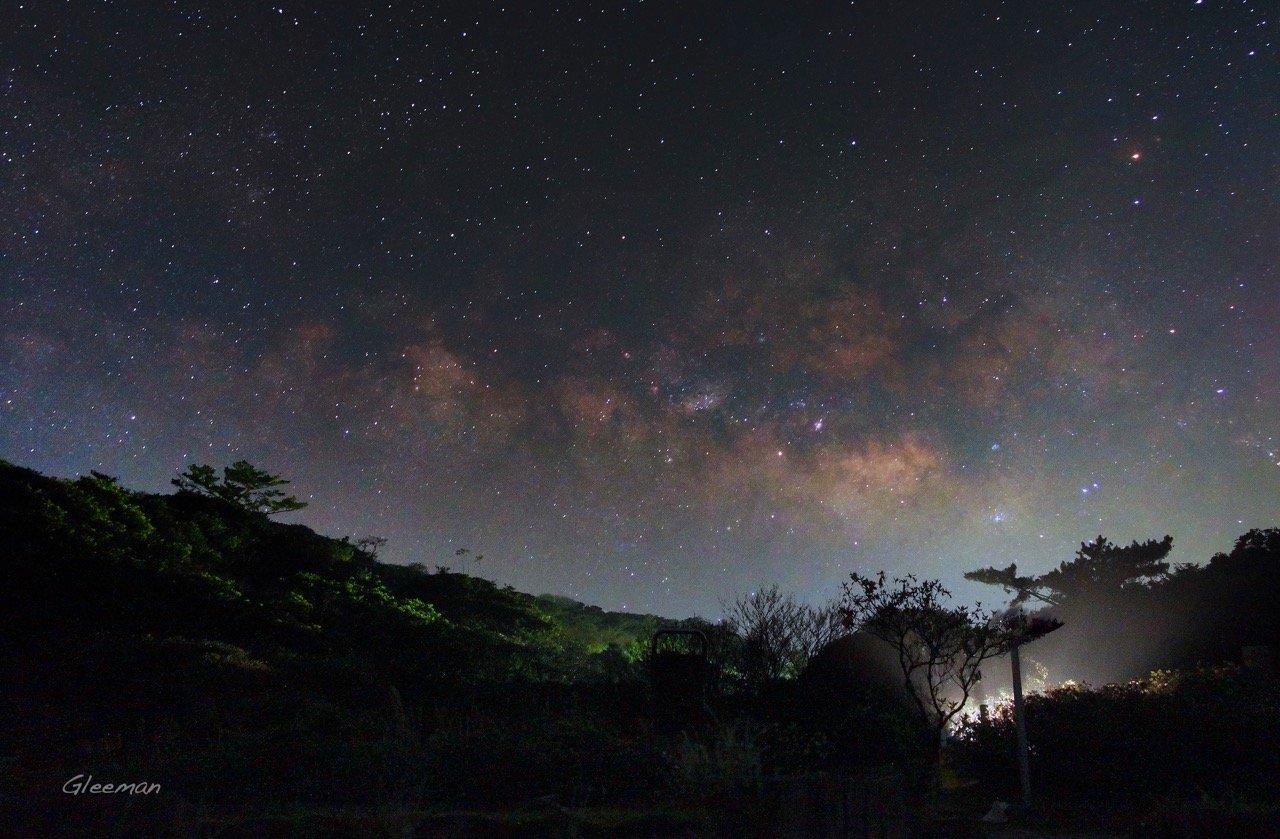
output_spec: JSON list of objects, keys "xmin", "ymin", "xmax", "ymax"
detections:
[
  {"xmin": 839, "ymin": 572, "xmax": 1058, "ymax": 747},
  {"xmin": 965, "ymin": 534, "xmax": 1173, "ymax": 607},
  {"xmin": 173, "ymin": 461, "xmax": 308, "ymax": 515}
]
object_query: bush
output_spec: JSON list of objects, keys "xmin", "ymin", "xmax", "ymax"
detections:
[
  {"xmin": 424, "ymin": 702, "xmax": 659, "ymax": 808},
  {"xmin": 952, "ymin": 664, "xmax": 1280, "ymax": 804}
]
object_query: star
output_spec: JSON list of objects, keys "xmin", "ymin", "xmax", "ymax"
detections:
[{"xmin": 0, "ymin": 0, "xmax": 1273, "ymax": 617}]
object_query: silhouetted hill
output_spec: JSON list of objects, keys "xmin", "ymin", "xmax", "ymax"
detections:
[
  {"xmin": 6, "ymin": 459, "xmax": 1277, "ymax": 835},
  {"xmin": 0, "ymin": 459, "xmax": 582, "ymax": 689},
  {"xmin": 0, "ymin": 459, "xmax": 669, "ymax": 831}
]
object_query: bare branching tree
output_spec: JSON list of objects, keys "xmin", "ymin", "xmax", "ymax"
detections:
[
  {"xmin": 792, "ymin": 600, "xmax": 849, "ymax": 666},
  {"xmin": 725, "ymin": 585, "xmax": 847, "ymax": 686}
]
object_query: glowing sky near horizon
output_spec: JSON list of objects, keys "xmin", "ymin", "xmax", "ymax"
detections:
[{"xmin": 2, "ymin": 1, "xmax": 1276, "ymax": 616}]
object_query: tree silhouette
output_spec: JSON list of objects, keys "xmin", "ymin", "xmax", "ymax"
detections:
[
  {"xmin": 839, "ymin": 572, "xmax": 1054, "ymax": 756},
  {"xmin": 172, "ymin": 461, "xmax": 307, "ymax": 515},
  {"xmin": 965, "ymin": 535, "xmax": 1173, "ymax": 608},
  {"xmin": 963, "ymin": 563, "xmax": 1054, "ymax": 607},
  {"xmin": 1039, "ymin": 535, "xmax": 1173, "ymax": 603},
  {"xmin": 724, "ymin": 585, "xmax": 846, "ymax": 686},
  {"xmin": 355, "ymin": 535, "xmax": 388, "ymax": 560}
]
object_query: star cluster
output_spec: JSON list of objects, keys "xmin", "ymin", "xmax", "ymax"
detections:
[{"xmin": 2, "ymin": 2, "xmax": 1276, "ymax": 615}]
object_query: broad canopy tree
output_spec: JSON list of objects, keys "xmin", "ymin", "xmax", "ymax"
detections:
[
  {"xmin": 839, "ymin": 572, "xmax": 1059, "ymax": 753},
  {"xmin": 965, "ymin": 535, "xmax": 1173, "ymax": 684},
  {"xmin": 172, "ymin": 461, "xmax": 308, "ymax": 515},
  {"xmin": 965, "ymin": 535, "xmax": 1174, "ymax": 608}
]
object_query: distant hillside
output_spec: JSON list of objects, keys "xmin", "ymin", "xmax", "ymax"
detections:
[
  {"xmin": 8, "ymin": 459, "xmax": 1273, "ymax": 836},
  {"xmin": 0, "ymin": 459, "xmax": 678, "ymax": 831},
  {"xmin": 0, "ymin": 459, "xmax": 574, "ymax": 687},
  {"xmin": 534, "ymin": 593, "xmax": 667, "ymax": 657},
  {"xmin": 0, "ymin": 459, "xmax": 685, "ymax": 690}
]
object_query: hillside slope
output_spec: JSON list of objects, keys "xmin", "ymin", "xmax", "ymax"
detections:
[{"xmin": 0, "ymin": 460, "xmax": 668, "ymax": 831}]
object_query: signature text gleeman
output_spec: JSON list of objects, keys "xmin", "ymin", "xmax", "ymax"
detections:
[{"xmin": 63, "ymin": 774, "xmax": 161, "ymax": 795}]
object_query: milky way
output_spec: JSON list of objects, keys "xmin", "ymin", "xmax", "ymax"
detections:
[{"xmin": 2, "ymin": 2, "xmax": 1276, "ymax": 615}]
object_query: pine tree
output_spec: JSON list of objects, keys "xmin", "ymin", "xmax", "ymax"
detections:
[{"xmin": 172, "ymin": 461, "xmax": 307, "ymax": 515}]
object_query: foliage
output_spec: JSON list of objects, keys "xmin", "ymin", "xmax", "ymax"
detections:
[
  {"xmin": 535, "ymin": 593, "xmax": 664, "ymax": 656},
  {"xmin": 966, "ymin": 532, "xmax": 1280, "ymax": 684},
  {"xmin": 1160, "ymin": 528, "xmax": 1280, "ymax": 664},
  {"xmin": 723, "ymin": 584, "xmax": 847, "ymax": 687},
  {"xmin": 0, "ymin": 458, "xmax": 691, "ymax": 830},
  {"xmin": 4, "ymin": 457, "xmax": 1277, "ymax": 829},
  {"xmin": 172, "ymin": 460, "xmax": 308, "ymax": 515},
  {"xmin": 1, "ymin": 463, "xmax": 551, "ymax": 718},
  {"xmin": 953, "ymin": 663, "xmax": 1280, "ymax": 806},
  {"xmin": 966, "ymin": 534, "xmax": 1173, "ymax": 608},
  {"xmin": 353, "ymin": 534, "xmax": 388, "ymax": 559},
  {"xmin": 425, "ymin": 696, "xmax": 659, "ymax": 808},
  {"xmin": 1039, "ymin": 534, "xmax": 1173, "ymax": 602},
  {"xmin": 295, "ymin": 568, "xmax": 443, "ymax": 626},
  {"xmin": 966, "ymin": 534, "xmax": 1180, "ymax": 684},
  {"xmin": 667, "ymin": 719, "xmax": 763, "ymax": 805},
  {"xmin": 666, "ymin": 616, "xmax": 744, "ymax": 694},
  {"xmin": 839, "ymin": 572, "xmax": 1040, "ymax": 749},
  {"xmin": 963, "ymin": 563, "xmax": 1049, "ymax": 607}
]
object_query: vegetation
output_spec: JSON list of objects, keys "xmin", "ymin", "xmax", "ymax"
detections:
[
  {"xmin": 172, "ymin": 460, "xmax": 309, "ymax": 515},
  {"xmin": 838, "ymin": 573, "xmax": 1057, "ymax": 758},
  {"xmin": 533, "ymin": 593, "xmax": 662, "ymax": 660},
  {"xmin": 723, "ymin": 584, "xmax": 845, "ymax": 687},
  {"xmin": 966, "ymin": 531, "xmax": 1280, "ymax": 685},
  {"xmin": 952, "ymin": 664, "xmax": 1280, "ymax": 833},
  {"xmin": 966, "ymin": 534, "xmax": 1175, "ymax": 608},
  {"xmin": 1, "ymin": 457, "xmax": 1277, "ymax": 835},
  {"xmin": 0, "ymin": 459, "xmax": 654, "ymax": 833}
]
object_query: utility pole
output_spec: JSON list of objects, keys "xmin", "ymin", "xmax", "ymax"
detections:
[
  {"xmin": 995, "ymin": 606, "xmax": 1061, "ymax": 811},
  {"xmin": 1009, "ymin": 642, "xmax": 1031, "ymax": 808}
]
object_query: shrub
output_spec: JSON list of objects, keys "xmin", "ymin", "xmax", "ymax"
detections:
[{"xmin": 952, "ymin": 664, "xmax": 1280, "ymax": 803}]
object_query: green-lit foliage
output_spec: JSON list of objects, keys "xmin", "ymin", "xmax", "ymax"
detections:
[
  {"xmin": 535, "ymin": 593, "xmax": 665, "ymax": 654},
  {"xmin": 295, "ymin": 568, "xmax": 443, "ymax": 626},
  {"xmin": 4, "ymin": 458, "xmax": 1277, "ymax": 832}
]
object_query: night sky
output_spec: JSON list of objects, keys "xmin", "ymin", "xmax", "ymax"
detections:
[{"xmin": 2, "ymin": 2, "xmax": 1276, "ymax": 617}]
